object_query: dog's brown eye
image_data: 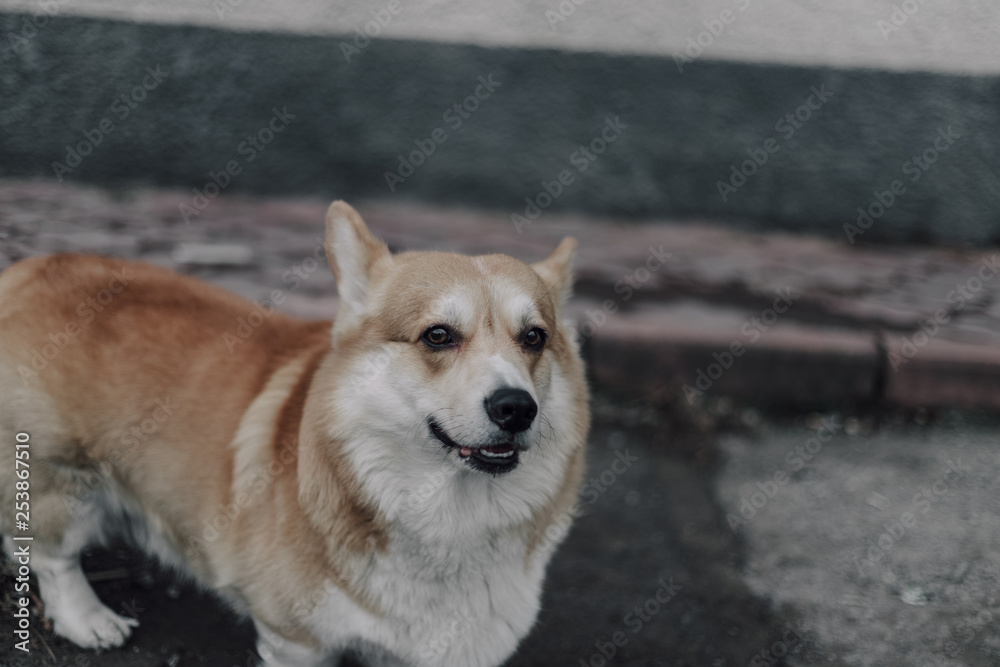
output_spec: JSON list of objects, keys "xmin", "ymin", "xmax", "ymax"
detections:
[
  {"xmin": 422, "ymin": 326, "xmax": 452, "ymax": 347},
  {"xmin": 523, "ymin": 327, "xmax": 546, "ymax": 349}
]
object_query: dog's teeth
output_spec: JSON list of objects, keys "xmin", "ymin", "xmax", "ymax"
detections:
[{"xmin": 478, "ymin": 449, "xmax": 514, "ymax": 458}]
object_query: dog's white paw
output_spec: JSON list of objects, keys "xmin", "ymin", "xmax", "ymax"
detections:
[
  {"xmin": 31, "ymin": 552, "xmax": 140, "ymax": 650},
  {"xmin": 52, "ymin": 604, "xmax": 138, "ymax": 650}
]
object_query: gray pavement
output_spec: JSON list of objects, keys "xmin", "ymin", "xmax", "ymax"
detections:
[{"xmin": 715, "ymin": 412, "xmax": 1000, "ymax": 666}]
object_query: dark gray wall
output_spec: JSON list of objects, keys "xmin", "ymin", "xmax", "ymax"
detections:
[{"xmin": 1, "ymin": 13, "xmax": 998, "ymax": 244}]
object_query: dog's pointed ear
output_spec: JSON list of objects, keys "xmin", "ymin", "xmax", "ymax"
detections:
[
  {"xmin": 325, "ymin": 201, "xmax": 391, "ymax": 331},
  {"xmin": 532, "ymin": 237, "xmax": 577, "ymax": 307}
]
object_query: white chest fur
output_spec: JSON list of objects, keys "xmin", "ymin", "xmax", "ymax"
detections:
[
  {"xmin": 306, "ymin": 527, "xmax": 548, "ymax": 667},
  {"xmin": 299, "ymin": 358, "xmax": 581, "ymax": 666}
]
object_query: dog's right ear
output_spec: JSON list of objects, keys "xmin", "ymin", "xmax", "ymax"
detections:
[
  {"xmin": 532, "ymin": 237, "xmax": 577, "ymax": 310},
  {"xmin": 325, "ymin": 201, "xmax": 391, "ymax": 334}
]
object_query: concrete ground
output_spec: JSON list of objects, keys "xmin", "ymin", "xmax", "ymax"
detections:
[
  {"xmin": 716, "ymin": 410, "xmax": 1000, "ymax": 667},
  {"xmin": 2, "ymin": 181, "xmax": 1000, "ymax": 665}
]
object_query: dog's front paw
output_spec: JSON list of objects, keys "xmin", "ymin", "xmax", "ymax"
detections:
[{"xmin": 52, "ymin": 605, "xmax": 139, "ymax": 650}]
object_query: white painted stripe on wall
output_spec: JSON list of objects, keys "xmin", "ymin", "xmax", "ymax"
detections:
[{"xmin": 1, "ymin": 0, "xmax": 998, "ymax": 75}]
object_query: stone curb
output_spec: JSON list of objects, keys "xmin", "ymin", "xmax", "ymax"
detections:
[{"xmin": 575, "ymin": 301, "xmax": 881, "ymax": 409}]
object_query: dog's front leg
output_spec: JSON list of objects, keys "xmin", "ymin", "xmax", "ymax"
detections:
[{"xmin": 254, "ymin": 621, "xmax": 338, "ymax": 667}]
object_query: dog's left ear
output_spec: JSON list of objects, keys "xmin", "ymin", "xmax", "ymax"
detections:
[
  {"xmin": 325, "ymin": 201, "xmax": 392, "ymax": 333},
  {"xmin": 532, "ymin": 237, "xmax": 577, "ymax": 308}
]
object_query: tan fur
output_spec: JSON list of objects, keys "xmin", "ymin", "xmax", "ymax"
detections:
[{"xmin": 0, "ymin": 202, "xmax": 589, "ymax": 663}]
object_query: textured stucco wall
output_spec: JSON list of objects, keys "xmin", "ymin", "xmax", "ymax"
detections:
[{"xmin": 1, "ymin": 8, "xmax": 998, "ymax": 243}]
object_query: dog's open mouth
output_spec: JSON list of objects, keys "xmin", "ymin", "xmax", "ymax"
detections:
[{"xmin": 428, "ymin": 419, "xmax": 520, "ymax": 475}]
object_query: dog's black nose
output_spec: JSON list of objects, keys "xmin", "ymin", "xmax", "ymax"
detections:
[{"xmin": 485, "ymin": 388, "xmax": 538, "ymax": 433}]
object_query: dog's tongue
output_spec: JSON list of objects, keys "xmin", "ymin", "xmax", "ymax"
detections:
[{"xmin": 460, "ymin": 446, "xmax": 473, "ymax": 457}]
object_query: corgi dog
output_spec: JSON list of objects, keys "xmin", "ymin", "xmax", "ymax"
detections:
[{"xmin": 0, "ymin": 202, "xmax": 589, "ymax": 666}]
